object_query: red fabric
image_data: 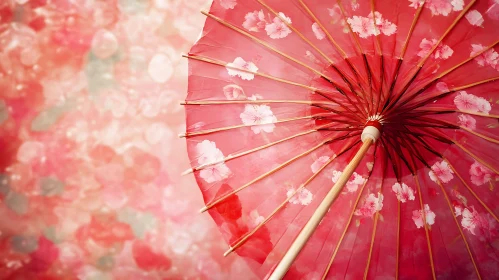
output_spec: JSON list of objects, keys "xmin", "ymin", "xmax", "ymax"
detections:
[{"xmin": 186, "ymin": 0, "xmax": 499, "ymax": 279}]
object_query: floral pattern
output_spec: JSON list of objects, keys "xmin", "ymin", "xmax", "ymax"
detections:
[
  {"xmin": 243, "ymin": 11, "xmax": 292, "ymax": 39},
  {"xmin": 454, "ymin": 91, "xmax": 492, "ymax": 114},
  {"xmin": 456, "ymin": 206, "xmax": 498, "ymax": 241},
  {"xmin": 392, "ymin": 182, "xmax": 416, "ymax": 203},
  {"xmin": 469, "ymin": 161, "xmax": 493, "ymax": 186},
  {"xmin": 223, "ymin": 84, "xmax": 246, "ymax": 100},
  {"xmin": 311, "ymin": 156, "xmax": 330, "ymax": 173},
  {"xmin": 429, "ymin": 161, "xmax": 454, "ymax": 183},
  {"xmin": 458, "ymin": 114, "xmax": 477, "ymax": 130},
  {"xmin": 417, "ymin": 38, "xmax": 454, "ymax": 60},
  {"xmin": 226, "ymin": 57, "xmax": 259, "ymax": 80},
  {"xmin": 410, "ymin": 0, "xmax": 464, "ymax": 16},
  {"xmin": 471, "ymin": 44, "xmax": 499, "ymax": 70},
  {"xmin": 466, "ymin": 10, "xmax": 484, "ymax": 26},
  {"xmin": 412, "ymin": 204, "xmax": 436, "ymax": 228},
  {"xmin": 287, "ymin": 188, "xmax": 313, "ymax": 205},
  {"xmin": 347, "ymin": 12, "xmax": 397, "ymax": 38},
  {"xmin": 312, "ymin": 23, "xmax": 326, "ymax": 40},
  {"xmin": 354, "ymin": 193, "xmax": 383, "ymax": 217},
  {"xmin": 240, "ymin": 104, "xmax": 277, "ymax": 134},
  {"xmin": 196, "ymin": 140, "xmax": 231, "ymax": 183},
  {"xmin": 219, "ymin": 0, "xmax": 237, "ymax": 9},
  {"xmin": 332, "ymin": 171, "xmax": 366, "ymax": 192}
]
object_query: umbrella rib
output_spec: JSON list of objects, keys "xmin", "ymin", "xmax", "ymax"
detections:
[
  {"xmin": 410, "ymin": 107, "xmax": 499, "ymax": 119},
  {"xmin": 452, "ymin": 142, "xmax": 499, "ymax": 175},
  {"xmin": 185, "ymin": 123, "xmax": 336, "ymax": 176},
  {"xmin": 224, "ymin": 140, "xmax": 359, "ymax": 256},
  {"xmin": 200, "ymin": 11, "xmax": 349, "ymax": 93},
  {"xmin": 181, "ymin": 99, "xmax": 337, "ymax": 106},
  {"xmin": 433, "ymin": 178, "xmax": 483, "ymax": 279},
  {"xmin": 459, "ymin": 126, "xmax": 499, "ymax": 145},
  {"xmin": 444, "ymin": 158, "xmax": 499, "ymax": 224},
  {"xmin": 179, "ymin": 114, "xmax": 330, "ymax": 138},
  {"xmin": 383, "ymin": 0, "xmax": 478, "ymax": 114},
  {"xmin": 413, "ymin": 174, "xmax": 437, "ymax": 280},
  {"xmin": 321, "ymin": 144, "xmax": 379, "ymax": 280},
  {"xmin": 201, "ymin": 132, "xmax": 359, "ymax": 212},
  {"xmin": 182, "ymin": 54, "xmax": 320, "ymax": 91}
]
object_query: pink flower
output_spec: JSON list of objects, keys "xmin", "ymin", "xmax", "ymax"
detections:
[
  {"xmin": 409, "ymin": 0, "xmax": 425, "ymax": 9},
  {"xmin": 469, "ymin": 161, "xmax": 493, "ymax": 186},
  {"xmin": 379, "ymin": 19, "xmax": 397, "ymax": 36},
  {"xmin": 454, "ymin": 91, "xmax": 479, "ymax": 112},
  {"xmin": 460, "ymin": 206, "xmax": 497, "ymax": 240},
  {"xmin": 426, "ymin": 0, "xmax": 453, "ymax": 16},
  {"xmin": 312, "ymin": 23, "xmax": 326, "ymax": 40},
  {"xmin": 436, "ymin": 82, "xmax": 449, "ymax": 92},
  {"xmin": 392, "ymin": 182, "xmax": 416, "ymax": 203},
  {"xmin": 455, "ymin": 205, "xmax": 464, "ymax": 216},
  {"xmin": 199, "ymin": 164, "xmax": 231, "ymax": 183},
  {"xmin": 412, "ymin": 204, "xmax": 436, "ymax": 228},
  {"xmin": 17, "ymin": 141, "xmax": 45, "ymax": 164},
  {"xmin": 465, "ymin": 10, "xmax": 484, "ymax": 26},
  {"xmin": 429, "ymin": 161, "xmax": 454, "ymax": 183},
  {"xmin": 226, "ymin": 57, "xmax": 258, "ymax": 80},
  {"xmin": 347, "ymin": 16, "xmax": 376, "ymax": 38},
  {"xmin": 287, "ymin": 188, "xmax": 313, "ymax": 205},
  {"xmin": 332, "ymin": 171, "xmax": 366, "ymax": 192},
  {"xmin": 265, "ymin": 13, "xmax": 292, "ymax": 39},
  {"xmin": 311, "ymin": 156, "xmax": 330, "ymax": 173},
  {"xmin": 458, "ymin": 114, "xmax": 476, "ymax": 130},
  {"xmin": 240, "ymin": 104, "xmax": 277, "ymax": 134},
  {"xmin": 328, "ymin": 5, "xmax": 342, "ymax": 24},
  {"xmin": 219, "ymin": 0, "xmax": 237, "ymax": 9},
  {"xmin": 451, "ymin": 0, "xmax": 464, "ymax": 11},
  {"xmin": 354, "ymin": 193, "xmax": 383, "ymax": 217},
  {"xmin": 471, "ymin": 44, "xmax": 499, "ymax": 68},
  {"xmin": 223, "ymin": 84, "xmax": 246, "ymax": 100},
  {"xmin": 242, "ymin": 10, "xmax": 267, "ymax": 32},
  {"xmin": 418, "ymin": 38, "xmax": 453, "ymax": 59},
  {"xmin": 195, "ymin": 141, "xmax": 231, "ymax": 182},
  {"xmin": 475, "ymin": 97, "xmax": 491, "ymax": 114}
]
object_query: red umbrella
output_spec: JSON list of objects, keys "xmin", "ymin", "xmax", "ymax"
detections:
[{"xmin": 182, "ymin": 0, "xmax": 499, "ymax": 279}]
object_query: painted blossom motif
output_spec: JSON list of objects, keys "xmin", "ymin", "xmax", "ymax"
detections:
[
  {"xmin": 429, "ymin": 161, "xmax": 454, "ymax": 183},
  {"xmin": 312, "ymin": 23, "xmax": 326, "ymax": 40},
  {"xmin": 414, "ymin": 0, "xmax": 464, "ymax": 16},
  {"xmin": 219, "ymin": 0, "xmax": 237, "ymax": 9},
  {"xmin": 265, "ymin": 13, "xmax": 292, "ymax": 39},
  {"xmin": 453, "ymin": 91, "xmax": 492, "ymax": 114},
  {"xmin": 226, "ymin": 57, "xmax": 258, "ymax": 80},
  {"xmin": 305, "ymin": 51, "xmax": 320, "ymax": 63},
  {"xmin": 392, "ymin": 182, "xmax": 416, "ymax": 203},
  {"xmin": 240, "ymin": 104, "xmax": 277, "ymax": 134},
  {"xmin": 351, "ymin": 1, "xmax": 360, "ymax": 11},
  {"xmin": 412, "ymin": 204, "xmax": 436, "ymax": 228},
  {"xmin": 470, "ymin": 161, "xmax": 493, "ymax": 186},
  {"xmin": 332, "ymin": 171, "xmax": 366, "ymax": 192},
  {"xmin": 471, "ymin": 44, "xmax": 499, "ymax": 69},
  {"xmin": 436, "ymin": 82, "xmax": 449, "ymax": 92},
  {"xmin": 458, "ymin": 114, "xmax": 477, "ymax": 130},
  {"xmin": 311, "ymin": 156, "xmax": 330, "ymax": 173},
  {"xmin": 223, "ymin": 84, "xmax": 246, "ymax": 100},
  {"xmin": 409, "ymin": 0, "xmax": 425, "ymax": 9},
  {"xmin": 196, "ymin": 140, "xmax": 231, "ymax": 183},
  {"xmin": 287, "ymin": 188, "xmax": 313, "ymax": 205},
  {"xmin": 457, "ymin": 206, "xmax": 498, "ymax": 240},
  {"xmin": 328, "ymin": 5, "xmax": 343, "ymax": 24},
  {"xmin": 243, "ymin": 10, "xmax": 267, "ymax": 32},
  {"xmin": 354, "ymin": 193, "xmax": 383, "ymax": 217},
  {"xmin": 249, "ymin": 210, "xmax": 265, "ymax": 226},
  {"xmin": 465, "ymin": 10, "xmax": 484, "ymax": 26},
  {"xmin": 347, "ymin": 12, "xmax": 396, "ymax": 38},
  {"xmin": 417, "ymin": 38, "xmax": 454, "ymax": 60}
]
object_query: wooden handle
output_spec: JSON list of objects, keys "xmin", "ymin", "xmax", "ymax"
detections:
[{"xmin": 268, "ymin": 139, "xmax": 373, "ymax": 280}]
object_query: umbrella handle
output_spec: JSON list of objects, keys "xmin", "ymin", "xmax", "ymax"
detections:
[{"xmin": 268, "ymin": 136, "xmax": 375, "ymax": 280}]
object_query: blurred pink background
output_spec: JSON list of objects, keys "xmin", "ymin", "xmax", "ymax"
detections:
[{"xmin": 0, "ymin": 0, "xmax": 256, "ymax": 278}]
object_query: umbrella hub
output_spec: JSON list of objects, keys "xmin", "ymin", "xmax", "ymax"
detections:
[{"xmin": 362, "ymin": 118, "xmax": 382, "ymax": 143}]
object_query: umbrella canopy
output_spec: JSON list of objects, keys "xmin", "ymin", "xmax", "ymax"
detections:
[{"xmin": 183, "ymin": 0, "xmax": 499, "ymax": 279}]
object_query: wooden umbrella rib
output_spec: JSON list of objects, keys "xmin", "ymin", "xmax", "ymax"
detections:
[
  {"xmin": 201, "ymin": 132, "xmax": 358, "ymax": 212},
  {"xmin": 181, "ymin": 99, "xmax": 337, "ymax": 106},
  {"xmin": 321, "ymin": 150, "xmax": 378, "ymax": 280},
  {"xmin": 201, "ymin": 11, "xmax": 344, "ymax": 91},
  {"xmin": 409, "ymin": 107, "xmax": 499, "ymax": 119},
  {"xmin": 183, "ymin": 54, "xmax": 319, "ymax": 91},
  {"xmin": 413, "ymin": 175, "xmax": 437, "ymax": 280},
  {"xmin": 225, "ymin": 139, "xmax": 359, "ymax": 256},
  {"xmin": 180, "ymin": 114, "xmax": 329, "ymax": 138},
  {"xmin": 444, "ymin": 158, "xmax": 499, "ymax": 224},
  {"xmin": 452, "ymin": 142, "xmax": 499, "ymax": 175},
  {"xmin": 433, "ymin": 179, "xmax": 482, "ymax": 279}
]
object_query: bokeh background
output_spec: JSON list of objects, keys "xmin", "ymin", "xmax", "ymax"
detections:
[{"xmin": 0, "ymin": 0, "xmax": 256, "ymax": 278}]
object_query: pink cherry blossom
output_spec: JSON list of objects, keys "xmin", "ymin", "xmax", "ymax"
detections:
[
  {"xmin": 328, "ymin": 5, "xmax": 342, "ymax": 24},
  {"xmin": 226, "ymin": 57, "xmax": 258, "ymax": 80},
  {"xmin": 412, "ymin": 204, "xmax": 436, "ymax": 228},
  {"xmin": 312, "ymin": 23, "xmax": 326, "ymax": 40},
  {"xmin": 429, "ymin": 161, "xmax": 454, "ymax": 183},
  {"xmin": 196, "ymin": 140, "xmax": 225, "ymax": 165},
  {"xmin": 219, "ymin": 0, "xmax": 236, "ymax": 9},
  {"xmin": 265, "ymin": 13, "xmax": 292, "ymax": 39},
  {"xmin": 409, "ymin": 0, "xmax": 425, "ymax": 9},
  {"xmin": 287, "ymin": 188, "xmax": 313, "ymax": 205},
  {"xmin": 311, "ymin": 156, "xmax": 330, "ymax": 173},
  {"xmin": 354, "ymin": 193, "xmax": 383, "ymax": 217},
  {"xmin": 240, "ymin": 104, "xmax": 277, "ymax": 134},
  {"xmin": 426, "ymin": 0, "xmax": 454, "ymax": 16},
  {"xmin": 417, "ymin": 38, "xmax": 436, "ymax": 58},
  {"xmin": 454, "ymin": 91, "xmax": 479, "ymax": 112},
  {"xmin": 242, "ymin": 10, "xmax": 267, "ymax": 32},
  {"xmin": 458, "ymin": 114, "xmax": 476, "ymax": 130},
  {"xmin": 471, "ymin": 44, "xmax": 499, "ymax": 68},
  {"xmin": 465, "ymin": 10, "xmax": 484, "ymax": 26},
  {"xmin": 392, "ymin": 182, "xmax": 416, "ymax": 203},
  {"xmin": 418, "ymin": 38, "xmax": 453, "ymax": 59},
  {"xmin": 460, "ymin": 207, "xmax": 497, "ymax": 240},
  {"xmin": 451, "ymin": 0, "xmax": 464, "ymax": 11},
  {"xmin": 475, "ymin": 97, "xmax": 491, "ymax": 114},
  {"xmin": 379, "ymin": 19, "xmax": 397, "ymax": 36},
  {"xmin": 455, "ymin": 205, "xmax": 464, "ymax": 216},
  {"xmin": 332, "ymin": 171, "xmax": 366, "ymax": 192},
  {"xmin": 199, "ymin": 164, "xmax": 231, "ymax": 183},
  {"xmin": 223, "ymin": 84, "xmax": 246, "ymax": 100},
  {"xmin": 347, "ymin": 16, "xmax": 376, "ymax": 38},
  {"xmin": 436, "ymin": 82, "xmax": 449, "ymax": 92},
  {"xmin": 469, "ymin": 161, "xmax": 493, "ymax": 186}
]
